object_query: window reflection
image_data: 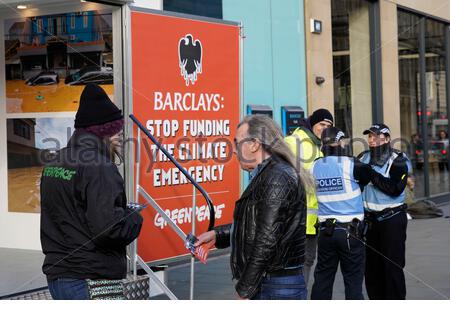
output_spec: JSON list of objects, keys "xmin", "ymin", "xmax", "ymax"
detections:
[
  {"xmin": 332, "ymin": 0, "xmax": 372, "ymax": 156},
  {"xmin": 425, "ymin": 19, "xmax": 449, "ymax": 196}
]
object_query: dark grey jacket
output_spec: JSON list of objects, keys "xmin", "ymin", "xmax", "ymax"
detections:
[{"xmin": 40, "ymin": 131, "xmax": 143, "ymax": 281}]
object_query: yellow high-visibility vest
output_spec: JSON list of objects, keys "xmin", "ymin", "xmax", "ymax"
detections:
[{"xmin": 285, "ymin": 127, "xmax": 322, "ymax": 235}]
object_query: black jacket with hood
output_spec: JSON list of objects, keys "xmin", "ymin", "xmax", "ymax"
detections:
[{"xmin": 40, "ymin": 131, "xmax": 143, "ymax": 280}]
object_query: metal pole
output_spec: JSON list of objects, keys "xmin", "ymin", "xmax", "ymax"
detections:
[
  {"xmin": 190, "ymin": 184, "xmax": 197, "ymax": 300},
  {"xmin": 445, "ymin": 25, "xmax": 450, "ymax": 191},
  {"xmin": 369, "ymin": 0, "xmax": 384, "ymax": 123},
  {"xmin": 419, "ymin": 18, "xmax": 430, "ymax": 197},
  {"xmin": 136, "ymin": 256, "xmax": 178, "ymax": 300},
  {"xmin": 132, "ymin": 129, "xmax": 141, "ymax": 278},
  {"xmin": 239, "ymin": 23, "xmax": 245, "ymax": 194},
  {"xmin": 138, "ymin": 186, "xmax": 188, "ymax": 240}
]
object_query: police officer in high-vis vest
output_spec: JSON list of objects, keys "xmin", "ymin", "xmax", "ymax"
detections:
[
  {"xmin": 358, "ymin": 124, "xmax": 409, "ymax": 300},
  {"xmin": 285, "ymin": 108, "xmax": 333, "ymax": 286},
  {"xmin": 310, "ymin": 127, "xmax": 372, "ymax": 300}
]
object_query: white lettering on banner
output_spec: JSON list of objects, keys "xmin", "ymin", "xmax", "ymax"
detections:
[
  {"xmin": 154, "ymin": 91, "xmax": 224, "ymax": 112},
  {"xmin": 153, "ymin": 165, "xmax": 225, "ymax": 187},
  {"xmin": 182, "ymin": 120, "xmax": 230, "ymax": 137},
  {"xmin": 146, "ymin": 120, "xmax": 179, "ymax": 137},
  {"xmin": 145, "ymin": 120, "xmax": 230, "ymax": 138},
  {"xmin": 150, "ymin": 142, "xmax": 229, "ymax": 162},
  {"xmin": 178, "ymin": 142, "xmax": 228, "ymax": 161},
  {"xmin": 154, "ymin": 203, "xmax": 226, "ymax": 230},
  {"xmin": 150, "ymin": 144, "xmax": 176, "ymax": 162}
]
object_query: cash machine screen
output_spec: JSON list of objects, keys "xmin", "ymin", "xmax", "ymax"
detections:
[{"xmin": 282, "ymin": 106, "xmax": 305, "ymax": 136}]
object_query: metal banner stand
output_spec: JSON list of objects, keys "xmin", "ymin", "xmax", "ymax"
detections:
[
  {"xmin": 131, "ymin": 128, "xmax": 141, "ymax": 279},
  {"xmin": 190, "ymin": 185, "xmax": 196, "ymax": 300},
  {"xmin": 129, "ymin": 114, "xmax": 216, "ymax": 300}
]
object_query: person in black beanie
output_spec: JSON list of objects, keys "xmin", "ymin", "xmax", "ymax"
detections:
[
  {"xmin": 285, "ymin": 108, "xmax": 334, "ymax": 289},
  {"xmin": 40, "ymin": 84, "xmax": 143, "ymax": 300}
]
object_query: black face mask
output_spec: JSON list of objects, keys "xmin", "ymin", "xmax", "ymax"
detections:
[{"xmin": 369, "ymin": 142, "xmax": 391, "ymax": 166}]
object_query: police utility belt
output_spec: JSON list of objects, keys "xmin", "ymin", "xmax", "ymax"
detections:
[
  {"xmin": 316, "ymin": 218, "xmax": 362, "ymax": 239},
  {"xmin": 364, "ymin": 204, "xmax": 407, "ymax": 223}
]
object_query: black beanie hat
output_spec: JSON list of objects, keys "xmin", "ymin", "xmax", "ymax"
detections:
[
  {"xmin": 309, "ymin": 108, "xmax": 334, "ymax": 128},
  {"xmin": 74, "ymin": 84, "xmax": 123, "ymax": 128}
]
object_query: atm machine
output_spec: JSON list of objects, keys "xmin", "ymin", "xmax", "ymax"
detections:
[
  {"xmin": 247, "ymin": 104, "xmax": 273, "ymax": 118},
  {"xmin": 281, "ymin": 106, "xmax": 305, "ymax": 136}
]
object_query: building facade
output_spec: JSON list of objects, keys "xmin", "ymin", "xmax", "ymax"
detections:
[
  {"xmin": 163, "ymin": 0, "xmax": 450, "ymax": 201},
  {"xmin": 305, "ymin": 0, "xmax": 450, "ymax": 200},
  {"xmin": 0, "ymin": 0, "xmax": 449, "ymax": 253}
]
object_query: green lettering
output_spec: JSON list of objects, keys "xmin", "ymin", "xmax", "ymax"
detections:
[
  {"xmin": 66, "ymin": 171, "xmax": 76, "ymax": 180},
  {"xmin": 43, "ymin": 166, "xmax": 76, "ymax": 181},
  {"xmin": 61, "ymin": 169, "xmax": 68, "ymax": 180},
  {"xmin": 46, "ymin": 167, "xmax": 54, "ymax": 177}
]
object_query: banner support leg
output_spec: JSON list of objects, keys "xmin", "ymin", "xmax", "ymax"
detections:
[{"xmin": 190, "ymin": 184, "xmax": 196, "ymax": 300}]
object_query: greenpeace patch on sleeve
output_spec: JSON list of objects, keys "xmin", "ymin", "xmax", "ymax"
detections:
[
  {"xmin": 43, "ymin": 166, "xmax": 76, "ymax": 181},
  {"xmin": 316, "ymin": 177, "xmax": 344, "ymax": 192}
]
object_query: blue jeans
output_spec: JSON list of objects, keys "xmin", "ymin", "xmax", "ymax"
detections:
[
  {"xmin": 252, "ymin": 274, "xmax": 308, "ymax": 300},
  {"xmin": 48, "ymin": 278, "xmax": 89, "ymax": 300}
]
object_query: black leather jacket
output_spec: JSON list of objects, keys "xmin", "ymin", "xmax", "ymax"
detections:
[{"xmin": 214, "ymin": 155, "xmax": 306, "ymax": 299}]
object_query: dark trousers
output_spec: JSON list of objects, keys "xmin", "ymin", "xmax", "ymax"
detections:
[
  {"xmin": 311, "ymin": 227, "xmax": 365, "ymax": 300},
  {"xmin": 365, "ymin": 211, "xmax": 407, "ymax": 300},
  {"xmin": 252, "ymin": 274, "xmax": 307, "ymax": 300},
  {"xmin": 48, "ymin": 278, "xmax": 89, "ymax": 300},
  {"xmin": 304, "ymin": 235, "xmax": 318, "ymax": 286}
]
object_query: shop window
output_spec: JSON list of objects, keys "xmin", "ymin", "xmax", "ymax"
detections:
[
  {"xmin": 61, "ymin": 16, "xmax": 67, "ymax": 34},
  {"xmin": 83, "ymin": 12, "xmax": 89, "ymax": 28},
  {"xmin": 47, "ymin": 18, "xmax": 53, "ymax": 35},
  {"xmin": 13, "ymin": 119, "xmax": 31, "ymax": 140},
  {"xmin": 70, "ymin": 14, "xmax": 76, "ymax": 29},
  {"xmin": 425, "ymin": 19, "xmax": 448, "ymax": 196},
  {"xmin": 398, "ymin": 10, "xmax": 423, "ymax": 199},
  {"xmin": 398, "ymin": 10, "xmax": 449, "ymax": 199},
  {"xmin": 331, "ymin": 0, "xmax": 373, "ymax": 155},
  {"xmin": 3, "ymin": 10, "xmax": 114, "ymax": 213},
  {"xmin": 37, "ymin": 18, "xmax": 43, "ymax": 33}
]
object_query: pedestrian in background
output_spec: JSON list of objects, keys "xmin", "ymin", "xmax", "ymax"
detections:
[{"xmin": 195, "ymin": 115, "xmax": 309, "ymax": 300}]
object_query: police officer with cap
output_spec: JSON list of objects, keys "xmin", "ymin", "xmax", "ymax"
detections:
[
  {"xmin": 358, "ymin": 123, "xmax": 410, "ymax": 300},
  {"xmin": 311, "ymin": 127, "xmax": 372, "ymax": 300}
]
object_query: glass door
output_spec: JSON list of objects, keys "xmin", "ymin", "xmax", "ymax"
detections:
[{"xmin": 398, "ymin": 9, "xmax": 450, "ymax": 199}]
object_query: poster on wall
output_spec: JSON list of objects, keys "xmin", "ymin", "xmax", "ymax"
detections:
[
  {"xmin": 4, "ymin": 11, "xmax": 114, "ymax": 113},
  {"xmin": 7, "ymin": 117, "xmax": 74, "ymax": 213},
  {"xmin": 4, "ymin": 9, "xmax": 114, "ymax": 215},
  {"xmin": 131, "ymin": 10, "xmax": 241, "ymax": 263}
]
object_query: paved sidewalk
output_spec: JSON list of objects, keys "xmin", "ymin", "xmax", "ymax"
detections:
[
  {"xmin": 2, "ymin": 204, "xmax": 449, "ymax": 300},
  {"xmin": 158, "ymin": 203, "xmax": 450, "ymax": 300}
]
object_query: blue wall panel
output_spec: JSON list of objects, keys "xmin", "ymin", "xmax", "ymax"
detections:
[
  {"xmin": 223, "ymin": 0, "xmax": 308, "ymax": 124},
  {"xmin": 223, "ymin": 0, "xmax": 275, "ymax": 113}
]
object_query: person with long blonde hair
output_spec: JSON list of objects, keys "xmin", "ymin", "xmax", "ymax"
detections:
[{"xmin": 196, "ymin": 115, "xmax": 309, "ymax": 300}]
